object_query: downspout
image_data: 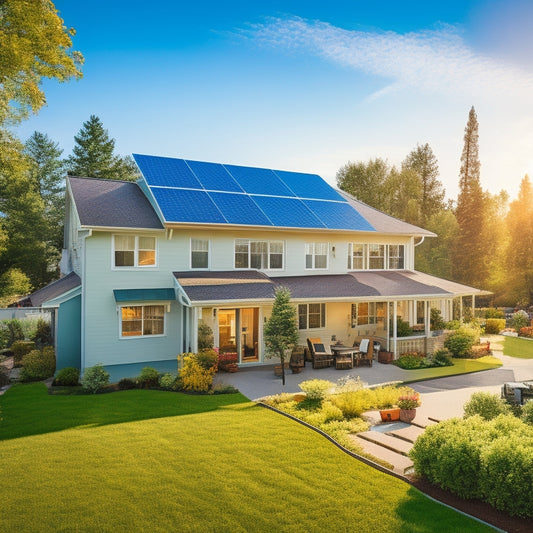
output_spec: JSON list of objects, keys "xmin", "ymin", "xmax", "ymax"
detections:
[{"xmin": 79, "ymin": 229, "xmax": 92, "ymax": 376}]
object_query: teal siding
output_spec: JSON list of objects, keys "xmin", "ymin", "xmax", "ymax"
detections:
[{"xmin": 56, "ymin": 295, "xmax": 81, "ymax": 370}]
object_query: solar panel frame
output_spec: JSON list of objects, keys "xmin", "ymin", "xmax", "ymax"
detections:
[
  {"xmin": 208, "ymin": 192, "xmax": 273, "ymax": 226},
  {"xmin": 186, "ymin": 160, "xmax": 244, "ymax": 193},
  {"xmin": 250, "ymin": 195, "xmax": 326, "ymax": 228},
  {"xmin": 303, "ymin": 199, "xmax": 375, "ymax": 231},
  {"xmin": 224, "ymin": 165, "xmax": 296, "ymax": 197},
  {"xmin": 133, "ymin": 154, "xmax": 202, "ymax": 189},
  {"xmin": 273, "ymin": 169, "xmax": 345, "ymax": 201}
]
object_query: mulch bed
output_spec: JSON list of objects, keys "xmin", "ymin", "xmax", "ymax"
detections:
[{"xmin": 408, "ymin": 475, "xmax": 531, "ymax": 533}]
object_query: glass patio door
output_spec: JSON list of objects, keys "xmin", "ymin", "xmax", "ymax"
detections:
[{"xmin": 217, "ymin": 308, "xmax": 259, "ymax": 363}]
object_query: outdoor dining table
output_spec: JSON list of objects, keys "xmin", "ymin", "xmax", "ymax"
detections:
[{"xmin": 330, "ymin": 345, "xmax": 357, "ymax": 360}]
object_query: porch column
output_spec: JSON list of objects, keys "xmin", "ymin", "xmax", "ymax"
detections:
[
  {"xmin": 191, "ymin": 307, "xmax": 199, "ymax": 353},
  {"xmin": 425, "ymin": 300, "xmax": 431, "ymax": 335},
  {"xmin": 472, "ymin": 295, "xmax": 476, "ymax": 316},
  {"xmin": 393, "ymin": 302, "xmax": 398, "ymax": 357},
  {"xmin": 460, "ymin": 297, "xmax": 463, "ymax": 321},
  {"xmin": 386, "ymin": 301, "xmax": 390, "ymax": 351}
]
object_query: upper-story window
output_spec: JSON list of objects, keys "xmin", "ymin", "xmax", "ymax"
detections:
[
  {"xmin": 388, "ymin": 244, "xmax": 405, "ymax": 269},
  {"xmin": 113, "ymin": 235, "xmax": 156, "ymax": 268},
  {"xmin": 305, "ymin": 242, "xmax": 328, "ymax": 270},
  {"xmin": 348, "ymin": 243, "xmax": 405, "ymax": 270},
  {"xmin": 191, "ymin": 238, "xmax": 209, "ymax": 269},
  {"xmin": 234, "ymin": 239, "xmax": 284, "ymax": 270}
]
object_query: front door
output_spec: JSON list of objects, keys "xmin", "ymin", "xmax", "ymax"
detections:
[{"xmin": 217, "ymin": 308, "xmax": 259, "ymax": 363}]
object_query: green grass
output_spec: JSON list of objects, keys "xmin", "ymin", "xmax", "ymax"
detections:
[
  {"xmin": 503, "ymin": 336, "xmax": 533, "ymax": 358},
  {"xmin": 0, "ymin": 384, "xmax": 494, "ymax": 532},
  {"xmin": 399, "ymin": 356, "xmax": 502, "ymax": 382}
]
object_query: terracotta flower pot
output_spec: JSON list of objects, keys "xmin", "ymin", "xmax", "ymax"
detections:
[{"xmin": 399, "ymin": 408, "xmax": 417, "ymax": 423}]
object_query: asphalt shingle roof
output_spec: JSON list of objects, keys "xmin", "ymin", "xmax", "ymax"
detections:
[
  {"xmin": 15, "ymin": 272, "xmax": 81, "ymax": 307},
  {"xmin": 68, "ymin": 177, "xmax": 164, "ymax": 229}
]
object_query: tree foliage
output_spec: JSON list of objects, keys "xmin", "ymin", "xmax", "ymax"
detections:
[
  {"xmin": 67, "ymin": 115, "xmax": 139, "ymax": 181},
  {"xmin": 264, "ymin": 287, "xmax": 299, "ymax": 386},
  {"xmin": 0, "ymin": 0, "xmax": 83, "ymax": 126}
]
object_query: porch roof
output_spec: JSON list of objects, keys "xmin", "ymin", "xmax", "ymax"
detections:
[{"xmin": 172, "ymin": 270, "xmax": 487, "ymax": 304}]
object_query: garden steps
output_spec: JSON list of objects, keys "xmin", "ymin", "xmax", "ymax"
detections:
[
  {"xmin": 357, "ymin": 430, "xmax": 413, "ymax": 456},
  {"xmin": 386, "ymin": 424, "xmax": 425, "ymax": 443},
  {"xmin": 351, "ymin": 434, "xmax": 414, "ymax": 475}
]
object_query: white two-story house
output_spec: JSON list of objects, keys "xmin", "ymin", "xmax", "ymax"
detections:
[{"xmin": 26, "ymin": 154, "xmax": 486, "ymax": 379}]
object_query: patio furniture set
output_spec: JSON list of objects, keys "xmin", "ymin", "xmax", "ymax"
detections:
[{"xmin": 304, "ymin": 338, "xmax": 380, "ymax": 370}]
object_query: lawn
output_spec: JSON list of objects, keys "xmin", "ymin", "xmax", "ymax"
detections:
[
  {"xmin": 400, "ymin": 356, "xmax": 502, "ymax": 383},
  {"xmin": 0, "ymin": 384, "xmax": 494, "ymax": 532},
  {"xmin": 503, "ymin": 336, "xmax": 533, "ymax": 359}
]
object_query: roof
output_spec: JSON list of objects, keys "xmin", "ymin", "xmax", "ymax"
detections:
[
  {"xmin": 173, "ymin": 270, "xmax": 486, "ymax": 304},
  {"xmin": 68, "ymin": 176, "xmax": 164, "ymax": 229},
  {"xmin": 337, "ymin": 189, "xmax": 436, "ymax": 237},
  {"xmin": 14, "ymin": 272, "xmax": 82, "ymax": 307},
  {"xmin": 134, "ymin": 154, "xmax": 376, "ymax": 232}
]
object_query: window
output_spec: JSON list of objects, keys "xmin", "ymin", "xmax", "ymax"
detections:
[
  {"xmin": 121, "ymin": 305, "xmax": 165, "ymax": 337},
  {"xmin": 305, "ymin": 243, "xmax": 328, "ymax": 269},
  {"xmin": 234, "ymin": 239, "xmax": 284, "ymax": 270},
  {"xmin": 191, "ymin": 239, "xmax": 209, "ymax": 269},
  {"xmin": 368, "ymin": 244, "xmax": 385, "ymax": 269},
  {"xmin": 298, "ymin": 303, "xmax": 326, "ymax": 329},
  {"xmin": 114, "ymin": 235, "xmax": 156, "ymax": 268},
  {"xmin": 351, "ymin": 302, "xmax": 386, "ymax": 327},
  {"xmin": 388, "ymin": 244, "xmax": 405, "ymax": 269},
  {"xmin": 348, "ymin": 243, "xmax": 366, "ymax": 269}
]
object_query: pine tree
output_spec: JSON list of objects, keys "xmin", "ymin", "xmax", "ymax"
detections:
[
  {"xmin": 506, "ymin": 175, "xmax": 533, "ymax": 305},
  {"xmin": 25, "ymin": 131, "xmax": 65, "ymax": 253},
  {"xmin": 453, "ymin": 107, "xmax": 487, "ymax": 287},
  {"xmin": 67, "ymin": 115, "xmax": 139, "ymax": 181},
  {"xmin": 402, "ymin": 143, "xmax": 445, "ymax": 226}
]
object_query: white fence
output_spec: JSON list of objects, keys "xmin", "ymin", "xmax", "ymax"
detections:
[{"xmin": 0, "ymin": 308, "xmax": 52, "ymax": 323}]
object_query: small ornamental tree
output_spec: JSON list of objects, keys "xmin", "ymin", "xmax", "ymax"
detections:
[{"xmin": 264, "ymin": 287, "xmax": 299, "ymax": 386}]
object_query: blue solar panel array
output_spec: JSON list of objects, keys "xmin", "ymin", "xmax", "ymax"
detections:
[{"xmin": 132, "ymin": 154, "xmax": 376, "ymax": 231}]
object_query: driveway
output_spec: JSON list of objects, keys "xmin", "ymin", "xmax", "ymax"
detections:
[{"xmin": 215, "ymin": 351, "xmax": 533, "ymax": 420}]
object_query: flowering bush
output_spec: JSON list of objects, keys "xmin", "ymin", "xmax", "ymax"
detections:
[
  {"xmin": 397, "ymin": 393, "xmax": 421, "ymax": 409},
  {"xmin": 520, "ymin": 326, "xmax": 533, "ymax": 338},
  {"xmin": 299, "ymin": 379, "xmax": 334, "ymax": 401},
  {"xmin": 512, "ymin": 310, "xmax": 530, "ymax": 331},
  {"xmin": 217, "ymin": 352, "xmax": 238, "ymax": 372},
  {"xmin": 178, "ymin": 352, "xmax": 217, "ymax": 392}
]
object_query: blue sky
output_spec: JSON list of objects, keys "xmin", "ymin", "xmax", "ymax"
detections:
[{"xmin": 15, "ymin": 0, "xmax": 533, "ymax": 200}]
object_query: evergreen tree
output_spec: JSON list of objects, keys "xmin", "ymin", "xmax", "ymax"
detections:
[
  {"xmin": 402, "ymin": 143, "xmax": 445, "ymax": 226},
  {"xmin": 336, "ymin": 158, "xmax": 390, "ymax": 210},
  {"xmin": 506, "ymin": 175, "xmax": 533, "ymax": 305},
  {"xmin": 25, "ymin": 131, "xmax": 65, "ymax": 252},
  {"xmin": 67, "ymin": 115, "xmax": 139, "ymax": 181},
  {"xmin": 453, "ymin": 107, "xmax": 487, "ymax": 287}
]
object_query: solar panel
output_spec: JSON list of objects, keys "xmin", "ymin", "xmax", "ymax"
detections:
[
  {"xmin": 304, "ymin": 200, "xmax": 375, "ymax": 231},
  {"xmin": 133, "ymin": 154, "xmax": 202, "ymax": 189},
  {"xmin": 151, "ymin": 188, "xmax": 226, "ymax": 224},
  {"xmin": 251, "ymin": 196, "xmax": 326, "ymax": 228},
  {"xmin": 274, "ymin": 170, "xmax": 345, "ymax": 201},
  {"xmin": 186, "ymin": 160, "xmax": 244, "ymax": 193},
  {"xmin": 208, "ymin": 192, "xmax": 272, "ymax": 226},
  {"xmin": 224, "ymin": 165, "xmax": 296, "ymax": 197}
]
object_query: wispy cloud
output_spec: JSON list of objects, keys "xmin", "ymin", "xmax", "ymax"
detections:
[{"xmin": 241, "ymin": 17, "xmax": 533, "ymax": 100}]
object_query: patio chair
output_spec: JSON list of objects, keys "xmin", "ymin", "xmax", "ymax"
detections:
[
  {"xmin": 307, "ymin": 338, "xmax": 334, "ymax": 369},
  {"xmin": 354, "ymin": 338, "xmax": 373, "ymax": 367}
]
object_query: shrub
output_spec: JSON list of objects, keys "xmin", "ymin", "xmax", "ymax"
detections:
[
  {"xmin": 0, "ymin": 365, "xmax": 10, "ymax": 387},
  {"xmin": 432, "ymin": 349, "xmax": 453, "ymax": 366},
  {"xmin": 178, "ymin": 352, "xmax": 217, "ymax": 392},
  {"xmin": 463, "ymin": 392, "xmax": 511, "ymax": 420},
  {"xmin": 32, "ymin": 318, "xmax": 53, "ymax": 347},
  {"xmin": 118, "ymin": 377, "xmax": 137, "ymax": 390},
  {"xmin": 396, "ymin": 318, "xmax": 413, "ymax": 337},
  {"xmin": 334, "ymin": 375, "xmax": 366, "ymax": 393},
  {"xmin": 397, "ymin": 393, "xmax": 421, "ymax": 409},
  {"xmin": 53, "ymin": 367, "xmax": 80, "ymax": 386},
  {"xmin": 299, "ymin": 379, "xmax": 334, "ymax": 401},
  {"xmin": 19, "ymin": 348, "xmax": 56, "ymax": 382},
  {"xmin": 158, "ymin": 373, "xmax": 176, "ymax": 390},
  {"xmin": 11, "ymin": 340, "xmax": 35, "ymax": 364},
  {"xmin": 444, "ymin": 326, "xmax": 479, "ymax": 358},
  {"xmin": 394, "ymin": 352, "xmax": 425, "ymax": 369},
  {"xmin": 218, "ymin": 352, "xmax": 238, "ymax": 371},
  {"xmin": 0, "ymin": 322, "xmax": 9, "ymax": 350},
  {"xmin": 512, "ymin": 310, "xmax": 530, "ymax": 331},
  {"xmin": 81, "ymin": 363, "xmax": 110, "ymax": 393},
  {"xmin": 445, "ymin": 320, "xmax": 461, "ymax": 330},
  {"xmin": 5, "ymin": 319, "xmax": 24, "ymax": 347},
  {"xmin": 519, "ymin": 326, "xmax": 533, "ymax": 338},
  {"xmin": 211, "ymin": 383, "xmax": 239, "ymax": 394},
  {"xmin": 196, "ymin": 348, "xmax": 218, "ymax": 370},
  {"xmin": 430, "ymin": 308, "xmax": 445, "ymax": 331},
  {"xmin": 522, "ymin": 401, "xmax": 533, "ymax": 425},
  {"xmin": 485, "ymin": 318, "xmax": 506, "ymax": 334},
  {"xmin": 485, "ymin": 307, "xmax": 505, "ymax": 319},
  {"xmin": 137, "ymin": 367, "xmax": 160, "ymax": 388},
  {"xmin": 197, "ymin": 322, "xmax": 214, "ymax": 350},
  {"xmin": 330, "ymin": 389, "xmax": 373, "ymax": 418}
]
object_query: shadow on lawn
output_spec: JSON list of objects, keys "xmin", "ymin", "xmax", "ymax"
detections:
[{"xmin": 0, "ymin": 383, "xmax": 253, "ymax": 441}]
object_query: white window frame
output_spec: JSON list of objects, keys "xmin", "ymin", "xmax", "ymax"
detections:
[
  {"xmin": 298, "ymin": 303, "xmax": 326, "ymax": 330},
  {"xmin": 190, "ymin": 238, "xmax": 210, "ymax": 270},
  {"xmin": 119, "ymin": 303, "xmax": 167, "ymax": 339},
  {"xmin": 234, "ymin": 239, "xmax": 284, "ymax": 270},
  {"xmin": 305, "ymin": 242, "xmax": 329, "ymax": 270},
  {"xmin": 112, "ymin": 235, "xmax": 157, "ymax": 269},
  {"xmin": 348, "ymin": 243, "xmax": 367, "ymax": 270},
  {"xmin": 387, "ymin": 244, "xmax": 405, "ymax": 269},
  {"xmin": 351, "ymin": 302, "xmax": 386, "ymax": 327},
  {"xmin": 368, "ymin": 244, "xmax": 385, "ymax": 270}
]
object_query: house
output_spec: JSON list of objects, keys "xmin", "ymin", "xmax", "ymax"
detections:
[{"xmin": 27, "ymin": 154, "xmax": 487, "ymax": 379}]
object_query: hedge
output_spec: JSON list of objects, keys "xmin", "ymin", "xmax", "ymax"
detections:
[{"xmin": 485, "ymin": 318, "xmax": 506, "ymax": 335}]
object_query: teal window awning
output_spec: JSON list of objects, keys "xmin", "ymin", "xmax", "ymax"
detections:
[{"xmin": 113, "ymin": 288, "xmax": 176, "ymax": 303}]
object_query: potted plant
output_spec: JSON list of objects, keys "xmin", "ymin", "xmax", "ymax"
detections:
[{"xmin": 397, "ymin": 393, "xmax": 421, "ymax": 423}]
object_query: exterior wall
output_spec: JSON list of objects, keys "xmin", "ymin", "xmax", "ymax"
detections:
[
  {"xmin": 62, "ymin": 190, "xmax": 84, "ymax": 275},
  {"xmin": 56, "ymin": 295, "xmax": 81, "ymax": 370},
  {"xmin": 82, "ymin": 231, "xmax": 182, "ymax": 369}
]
